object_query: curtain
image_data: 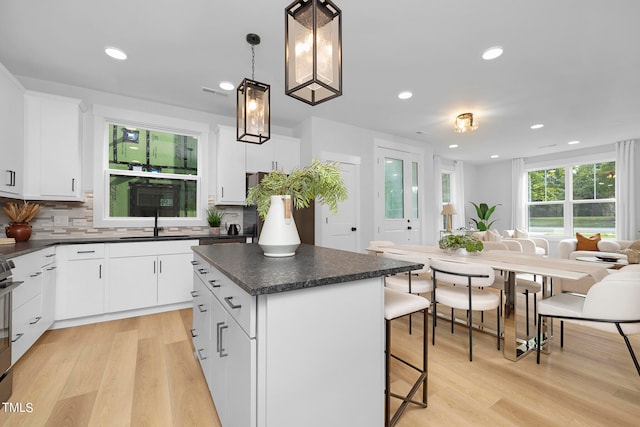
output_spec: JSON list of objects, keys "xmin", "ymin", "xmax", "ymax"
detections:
[
  {"xmin": 453, "ymin": 160, "xmax": 465, "ymax": 229},
  {"xmin": 511, "ymin": 158, "xmax": 526, "ymax": 230},
  {"xmin": 433, "ymin": 155, "xmax": 443, "ymax": 238},
  {"xmin": 615, "ymin": 140, "xmax": 637, "ymax": 240}
]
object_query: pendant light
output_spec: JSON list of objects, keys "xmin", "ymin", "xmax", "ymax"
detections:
[
  {"xmin": 285, "ymin": 0, "xmax": 342, "ymax": 105},
  {"xmin": 237, "ymin": 33, "xmax": 270, "ymax": 144}
]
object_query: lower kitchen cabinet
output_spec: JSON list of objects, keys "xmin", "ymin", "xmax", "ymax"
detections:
[{"xmin": 109, "ymin": 255, "xmax": 157, "ymax": 311}]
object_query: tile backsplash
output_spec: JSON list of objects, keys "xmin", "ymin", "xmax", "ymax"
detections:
[{"xmin": 1, "ymin": 192, "xmax": 244, "ymax": 240}]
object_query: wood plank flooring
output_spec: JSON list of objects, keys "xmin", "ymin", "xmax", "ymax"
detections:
[{"xmin": 1, "ymin": 302, "xmax": 639, "ymax": 426}]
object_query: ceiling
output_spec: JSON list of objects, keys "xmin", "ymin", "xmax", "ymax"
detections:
[{"xmin": 1, "ymin": 0, "xmax": 639, "ymax": 165}]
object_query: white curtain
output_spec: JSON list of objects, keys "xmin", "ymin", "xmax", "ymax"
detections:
[
  {"xmin": 511, "ymin": 158, "xmax": 526, "ymax": 230},
  {"xmin": 433, "ymin": 155, "xmax": 443, "ymax": 237},
  {"xmin": 453, "ymin": 160, "xmax": 466, "ymax": 229},
  {"xmin": 615, "ymin": 140, "xmax": 637, "ymax": 240}
]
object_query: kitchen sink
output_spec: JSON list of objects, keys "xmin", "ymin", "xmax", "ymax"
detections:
[{"xmin": 119, "ymin": 235, "xmax": 191, "ymax": 241}]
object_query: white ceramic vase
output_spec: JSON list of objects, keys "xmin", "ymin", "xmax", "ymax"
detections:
[{"xmin": 258, "ymin": 195, "xmax": 301, "ymax": 257}]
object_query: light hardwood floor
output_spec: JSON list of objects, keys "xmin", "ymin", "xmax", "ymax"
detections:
[{"xmin": 1, "ymin": 303, "xmax": 639, "ymax": 426}]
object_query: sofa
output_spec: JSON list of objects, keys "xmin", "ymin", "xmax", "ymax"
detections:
[
  {"xmin": 472, "ymin": 229, "xmax": 548, "ymax": 256},
  {"xmin": 558, "ymin": 238, "xmax": 633, "ymax": 261}
]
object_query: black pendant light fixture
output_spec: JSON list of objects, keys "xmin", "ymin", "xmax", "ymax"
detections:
[
  {"xmin": 237, "ymin": 33, "xmax": 270, "ymax": 144},
  {"xmin": 285, "ymin": 0, "xmax": 342, "ymax": 106}
]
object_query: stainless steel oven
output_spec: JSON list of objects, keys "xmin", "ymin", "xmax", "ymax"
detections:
[{"xmin": 0, "ymin": 257, "xmax": 20, "ymax": 403}]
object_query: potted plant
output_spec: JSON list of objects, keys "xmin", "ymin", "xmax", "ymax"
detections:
[
  {"xmin": 3, "ymin": 201, "xmax": 43, "ymax": 242},
  {"xmin": 470, "ymin": 202, "xmax": 501, "ymax": 231},
  {"xmin": 438, "ymin": 234, "xmax": 484, "ymax": 254},
  {"xmin": 246, "ymin": 159, "xmax": 347, "ymax": 257},
  {"xmin": 205, "ymin": 208, "xmax": 225, "ymax": 235}
]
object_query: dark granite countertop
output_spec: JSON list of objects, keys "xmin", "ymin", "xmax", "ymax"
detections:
[
  {"xmin": 0, "ymin": 234, "xmax": 252, "ymax": 259},
  {"xmin": 193, "ymin": 243, "xmax": 423, "ymax": 296}
]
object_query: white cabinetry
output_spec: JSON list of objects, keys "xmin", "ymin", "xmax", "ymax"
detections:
[
  {"xmin": 55, "ymin": 244, "xmax": 105, "ymax": 320},
  {"xmin": 0, "ymin": 62, "xmax": 25, "ymax": 196},
  {"xmin": 108, "ymin": 240, "xmax": 198, "ymax": 312},
  {"xmin": 23, "ymin": 91, "xmax": 84, "ymax": 200},
  {"xmin": 10, "ymin": 248, "xmax": 56, "ymax": 364},
  {"xmin": 216, "ymin": 125, "xmax": 246, "ymax": 205},
  {"xmin": 245, "ymin": 134, "xmax": 300, "ymax": 173}
]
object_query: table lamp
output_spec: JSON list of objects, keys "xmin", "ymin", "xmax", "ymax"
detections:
[{"xmin": 440, "ymin": 203, "xmax": 457, "ymax": 232}]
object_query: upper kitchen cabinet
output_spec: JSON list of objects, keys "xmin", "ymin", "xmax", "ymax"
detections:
[
  {"xmin": 0, "ymin": 62, "xmax": 25, "ymax": 196},
  {"xmin": 23, "ymin": 91, "xmax": 85, "ymax": 201},
  {"xmin": 245, "ymin": 134, "xmax": 300, "ymax": 174},
  {"xmin": 216, "ymin": 125, "xmax": 246, "ymax": 205}
]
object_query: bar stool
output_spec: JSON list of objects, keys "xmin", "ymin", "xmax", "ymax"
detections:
[{"xmin": 384, "ymin": 287, "xmax": 430, "ymax": 427}]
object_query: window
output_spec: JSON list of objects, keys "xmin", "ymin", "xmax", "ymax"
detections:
[
  {"xmin": 93, "ymin": 106, "xmax": 209, "ymax": 228},
  {"xmin": 527, "ymin": 161, "xmax": 615, "ymax": 237},
  {"xmin": 441, "ymin": 172, "xmax": 452, "ymax": 229}
]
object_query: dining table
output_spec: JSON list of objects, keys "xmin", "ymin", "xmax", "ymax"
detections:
[{"xmin": 367, "ymin": 244, "xmax": 610, "ymax": 361}]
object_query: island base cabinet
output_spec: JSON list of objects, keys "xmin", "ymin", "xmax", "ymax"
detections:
[{"xmin": 257, "ymin": 278, "xmax": 385, "ymax": 427}]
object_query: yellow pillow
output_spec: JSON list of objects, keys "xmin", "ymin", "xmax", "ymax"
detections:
[{"xmin": 575, "ymin": 232, "xmax": 601, "ymax": 251}]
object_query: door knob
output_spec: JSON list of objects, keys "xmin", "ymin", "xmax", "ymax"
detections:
[
  {"xmin": 407, "ymin": 226, "xmax": 412, "ymax": 230},
  {"xmin": 351, "ymin": 227, "xmax": 357, "ymax": 231}
]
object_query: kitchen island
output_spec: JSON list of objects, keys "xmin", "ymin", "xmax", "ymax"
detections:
[{"xmin": 191, "ymin": 243, "xmax": 421, "ymax": 427}]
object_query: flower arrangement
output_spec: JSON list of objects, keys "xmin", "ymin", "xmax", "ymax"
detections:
[
  {"xmin": 438, "ymin": 234, "xmax": 484, "ymax": 253},
  {"xmin": 3, "ymin": 201, "xmax": 43, "ymax": 223}
]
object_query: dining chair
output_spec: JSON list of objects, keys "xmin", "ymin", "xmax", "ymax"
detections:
[
  {"xmin": 536, "ymin": 278, "xmax": 640, "ymax": 375},
  {"xmin": 382, "ymin": 250, "xmax": 433, "ymax": 334},
  {"xmin": 430, "ymin": 258, "xmax": 501, "ymax": 361}
]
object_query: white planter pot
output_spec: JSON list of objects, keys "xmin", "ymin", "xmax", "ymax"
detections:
[{"xmin": 258, "ymin": 195, "xmax": 301, "ymax": 257}]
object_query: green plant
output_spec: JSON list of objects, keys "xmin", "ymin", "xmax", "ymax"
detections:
[
  {"xmin": 438, "ymin": 234, "xmax": 484, "ymax": 252},
  {"xmin": 205, "ymin": 208, "xmax": 225, "ymax": 227},
  {"xmin": 246, "ymin": 159, "xmax": 348, "ymax": 219},
  {"xmin": 470, "ymin": 202, "xmax": 501, "ymax": 231}
]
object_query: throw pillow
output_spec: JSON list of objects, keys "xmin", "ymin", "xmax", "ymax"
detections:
[
  {"xmin": 597, "ymin": 240, "xmax": 621, "ymax": 253},
  {"xmin": 575, "ymin": 232, "xmax": 601, "ymax": 251},
  {"xmin": 514, "ymin": 228, "xmax": 529, "ymax": 238},
  {"xmin": 472, "ymin": 231, "xmax": 486, "ymax": 241},
  {"xmin": 486, "ymin": 229, "xmax": 502, "ymax": 242},
  {"xmin": 502, "ymin": 229, "xmax": 515, "ymax": 238}
]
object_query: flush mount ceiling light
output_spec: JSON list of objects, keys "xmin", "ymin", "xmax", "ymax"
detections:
[
  {"xmin": 454, "ymin": 113, "xmax": 478, "ymax": 133},
  {"xmin": 219, "ymin": 81, "xmax": 235, "ymax": 91},
  {"xmin": 568, "ymin": 140, "xmax": 580, "ymax": 145},
  {"xmin": 237, "ymin": 33, "xmax": 270, "ymax": 144},
  {"xmin": 482, "ymin": 46, "xmax": 503, "ymax": 60},
  {"xmin": 285, "ymin": 0, "xmax": 342, "ymax": 105},
  {"xmin": 398, "ymin": 91, "xmax": 413, "ymax": 100},
  {"xmin": 105, "ymin": 47, "xmax": 127, "ymax": 60},
  {"xmin": 530, "ymin": 123, "xmax": 544, "ymax": 130},
  {"xmin": 449, "ymin": 144, "xmax": 459, "ymax": 148}
]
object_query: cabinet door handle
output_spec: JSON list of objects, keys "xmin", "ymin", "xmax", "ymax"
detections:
[
  {"xmin": 221, "ymin": 187, "xmax": 224, "ymax": 198},
  {"xmin": 190, "ymin": 290, "xmax": 199, "ymax": 297},
  {"xmin": 46, "ymin": 253, "xmax": 56, "ymax": 258},
  {"xmin": 190, "ymin": 260, "xmax": 199, "ymax": 265},
  {"xmin": 46, "ymin": 266, "xmax": 56, "ymax": 271},
  {"xmin": 30, "ymin": 272, "xmax": 42, "ymax": 277},
  {"xmin": 209, "ymin": 279, "xmax": 220, "ymax": 288},
  {"xmin": 71, "ymin": 178, "xmax": 75, "ymax": 192},
  {"xmin": 159, "ymin": 260, "xmax": 162, "ymax": 274},
  {"xmin": 216, "ymin": 321, "xmax": 223, "ymax": 353},
  {"xmin": 190, "ymin": 328, "xmax": 198, "ymax": 338},
  {"xmin": 224, "ymin": 296, "xmax": 241, "ymax": 310},
  {"xmin": 198, "ymin": 268, "xmax": 208, "ymax": 275},
  {"xmin": 12, "ymin": 333, "xmax": 24, "ymax": 343},
  {"xmin": 197, "ymin": 304, "xmax": 207, "ymax": 313},
  {"xmin": 29, "ymin": 316, "xmax": 42, "ymax": 325},
  {"xmin": 76, "ymin": 250, "xmax": 96, "ymax": 254},
  {"xmin": 197, "ymin": 348, "xmax": 207, "ymax": 360},
  {"xmin": 99, "ymin": 264, "xmax": 102, "ymax": 279},
  {"xmin": 217, "ymin": 322, "xmax": 228, "ymax": 357}
]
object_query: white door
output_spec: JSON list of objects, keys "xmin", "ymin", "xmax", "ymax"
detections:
[
  {"xmin": 377, "ymin": 147, "xmax": 422, "ymax": 244},
  {"xmin": 319, "ymin": 160, "xmax": 359, "ymax": 252}
]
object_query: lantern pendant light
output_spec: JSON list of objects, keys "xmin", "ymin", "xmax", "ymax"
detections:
[
  {"xmin": 237, "ymin": 33, "xmax": 270, "ymax": 144},
  {"xmin": 285, "ymin": 0, "xmax": 342, "ymax": 106}
]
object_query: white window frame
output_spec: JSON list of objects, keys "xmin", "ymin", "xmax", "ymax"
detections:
[
  {"xmin": 92, "ymin": 105, "xmax": 209, "ymax": 228},
  {"xmin": 525, "ymin": 152, "xmax": 615, "ymax": 237}
]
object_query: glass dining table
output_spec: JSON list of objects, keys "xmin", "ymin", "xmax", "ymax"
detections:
[{"xmin": 368, "ymin": 244, "xmax": 610, "ymax": 361}]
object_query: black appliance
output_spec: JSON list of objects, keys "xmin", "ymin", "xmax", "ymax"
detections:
[
  {"xmin": 228, "ymin": 224, "xmax": 240, "ymax": 235},
  {"xmin": 0, "ymin": 256, "xmax": 21, "ymax": 403}
]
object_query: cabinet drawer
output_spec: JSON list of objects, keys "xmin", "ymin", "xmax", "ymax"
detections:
[
  {"xmin": 12, "ymin": 274, "xmax": 42, "ymax": 309},
  {"xmin": 67, "ymin": 244, "xmax": 105, "ymax": 260},
  {"xmin": 12, "ymin": 293, "xmax": 43, "ymax": 364},
  {"xmin": 213, "ymin": 269, "xmax": 256, "ymax": 338}
]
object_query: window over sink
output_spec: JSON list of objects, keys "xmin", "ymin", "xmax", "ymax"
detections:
[{"xmin": 93, "ymin": 106, "xmax": 209, "ymax": 228}]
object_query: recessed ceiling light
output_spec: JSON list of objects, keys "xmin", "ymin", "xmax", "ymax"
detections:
[
  {"xmin": 398, "ymin": 91, "xmax": 413, "ymax": 100},
  {"xmin": 105, "ymin": 47, "xmax": 127, "ymax": 60},
  {"xmin": 482, "ymin": 46, "xmax": 503, "ymax": 60},
  {"xmin": 568, "ymin": 140, "xmax": 581, "ymax": 145},
  {"xmin": 219, "ymin": 81, "xmax": 234, "ymax": 91},
  {"xmin": 530, "ymin": 123, "xmax": 544, "ymax": 130},
  {"xmin": 490, "ymin": 154, "xmax": 500, "ymax": 159},
  {"xmin": 449, "ymin": 144, "xmax": 459, "ymax": 148}
]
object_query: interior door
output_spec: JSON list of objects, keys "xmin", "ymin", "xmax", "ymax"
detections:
[
  {"xmin": 377, "ymin": 148, "xmax": 422, "ymax": 244},
  {"xmin": 319, "ymin": 161, "xmax": 359, "ymax": 252}
]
